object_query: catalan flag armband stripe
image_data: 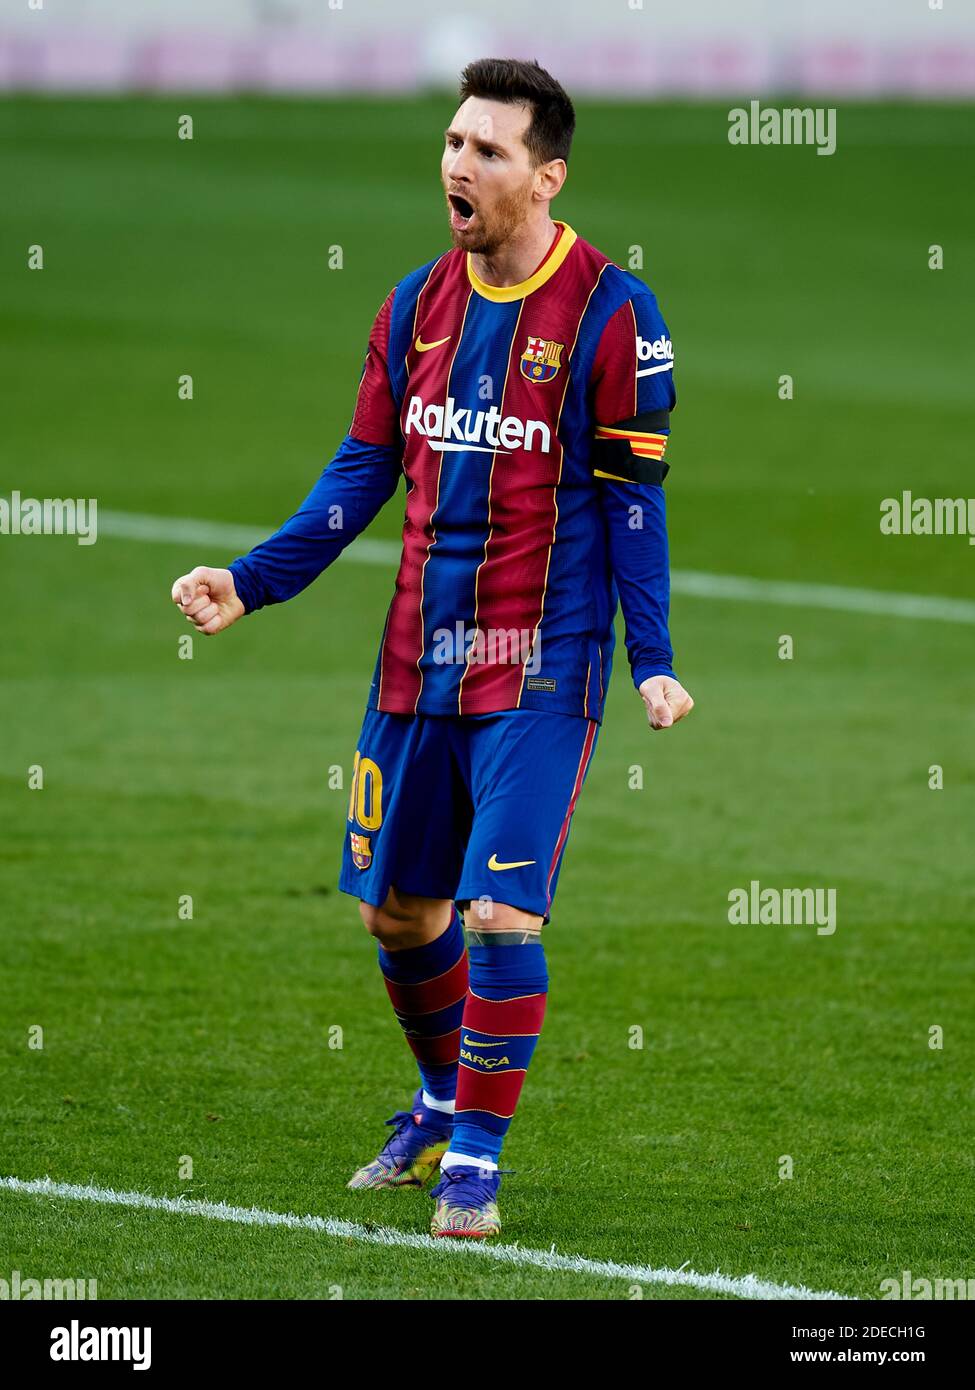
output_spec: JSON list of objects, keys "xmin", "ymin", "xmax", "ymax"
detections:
[
  {"xmin": 595, "ymin": 425, "xmax": 667, "ymax": 454},
  {"xmin": 593, "ymin": 414, "xmax": 670, "ymax": 486}
]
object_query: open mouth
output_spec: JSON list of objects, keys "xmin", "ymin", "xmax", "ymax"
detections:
[{"xmin": 448, "ymin": 192, "xmax": 476, "ymax": 229}]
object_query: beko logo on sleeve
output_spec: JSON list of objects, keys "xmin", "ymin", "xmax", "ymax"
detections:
[{"xmin": 636, "ymin": 335, "xmax": 675, "ymax": 378}]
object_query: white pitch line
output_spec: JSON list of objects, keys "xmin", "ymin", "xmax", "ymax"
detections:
[
  {"xmin": 0, "ymin": 1175, "xmax": 850, "ymax": 1300},
  {"xmin": 98, "ymin": 508, "xmax": 975, "ymax": 626},
  {"xmin": 670, "ymin": 567, "xmax": 975, "ymax": 625},
  {"xmin": 99, "ymin": 508, "xmax": 397, "ymax": 568}
]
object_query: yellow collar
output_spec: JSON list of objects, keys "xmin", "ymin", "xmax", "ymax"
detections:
[{"xmin": 466, "ymin": 222, "xmax": 577, "ymax": 303}]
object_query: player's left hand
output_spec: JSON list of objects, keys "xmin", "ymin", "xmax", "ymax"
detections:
[{"xmin": 638, "ymin": 675, "xmax": 694, "ymax": 730}]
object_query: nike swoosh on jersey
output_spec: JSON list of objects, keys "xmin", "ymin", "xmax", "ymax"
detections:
[
  {"xmin": 487, "ymin": 854, "xmax": 536, "ymax": 871},
  {"xmin": 463, "ymin": 1035, "xmax": 510, "ymax": 1048},
  {"xmin": 415, "ymin": 334, "xmax": 451, "ymax": 352}
]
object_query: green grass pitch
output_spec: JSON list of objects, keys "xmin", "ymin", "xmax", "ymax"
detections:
[{"xmin": 0, "ymin": 96, "xmax": 973, "ymax": 1300}]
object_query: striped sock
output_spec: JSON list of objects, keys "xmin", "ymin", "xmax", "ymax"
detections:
[
  {"xmin": 446, "ymin": 942, "xmax": 548, "ymax": 1166},
  {"xmin": 377, "ymin": 910, "xmax": 467, "ymax": 1102}
]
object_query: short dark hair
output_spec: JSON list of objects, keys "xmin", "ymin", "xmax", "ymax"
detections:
[{"xmin": 458, "ymin": 58, "xmax": 575, "ymax": 166}]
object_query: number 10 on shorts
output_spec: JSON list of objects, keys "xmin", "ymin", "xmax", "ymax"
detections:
[{"xmin": 347, "ymin": 751, "xmax": 383, "ymax": 869}]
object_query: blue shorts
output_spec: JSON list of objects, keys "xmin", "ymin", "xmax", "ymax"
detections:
[{"xmin": 339, "ymin": 708, "xmax": 600, "ymax": 921}]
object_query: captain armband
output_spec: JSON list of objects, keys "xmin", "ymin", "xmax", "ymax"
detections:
[{"xmin": 592, "ymin": 409, "xmax": 671, "ymax": 486}]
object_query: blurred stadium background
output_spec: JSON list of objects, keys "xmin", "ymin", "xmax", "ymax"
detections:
[
  {"xmin": 1, "ymin": 1, "xmax": 973, "ymax": 1301},
  {"xmin": 3, "ymin": 0, "xmax": 975, "ymax": 96}
]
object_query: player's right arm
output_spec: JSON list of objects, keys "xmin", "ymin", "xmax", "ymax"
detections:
[{"xmin": 172, "ymin": 289, "xmax": 402, "ymax": 635}]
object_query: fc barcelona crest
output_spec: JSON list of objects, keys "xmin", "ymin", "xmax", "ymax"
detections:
[
  {"xmin": 520, "ymin": 336, "xmax": 564, "ymax": 384},
  {"xmin": 350, "ymin": 831, "xmax": 372, "ymax": 870}
]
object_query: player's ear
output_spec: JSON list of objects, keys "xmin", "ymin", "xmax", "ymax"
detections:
[{"xmin": 536, "ymin": 158, "xmax": 567, "ymax": 202}]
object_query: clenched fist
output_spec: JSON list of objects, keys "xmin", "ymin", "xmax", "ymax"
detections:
[
  {"xmin": 639, "ymin": 675, "xmax": 695, "ymax": 730},
  {"xmin": 171, "ymin": 565, "xmax": 245, "ymax": 636}
]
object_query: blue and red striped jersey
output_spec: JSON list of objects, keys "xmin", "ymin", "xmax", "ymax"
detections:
[{"xmin": 230, "ymin": 221, "xmax": 678, "ymax": 722}]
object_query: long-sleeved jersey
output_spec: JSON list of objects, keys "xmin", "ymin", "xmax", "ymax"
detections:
[{"xmin": 229, "ymin": 220, "xmax": 678, "ymax": 723}]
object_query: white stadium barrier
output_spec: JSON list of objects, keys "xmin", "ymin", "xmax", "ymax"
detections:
[{"xmin": 1, "ymin": 0, "xmax": 974, "ymax": 96}]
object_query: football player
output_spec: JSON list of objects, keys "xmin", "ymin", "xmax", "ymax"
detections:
[{"xmin": 171, "ymin": 57, "xmax": 694, "ymax": 1239}]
